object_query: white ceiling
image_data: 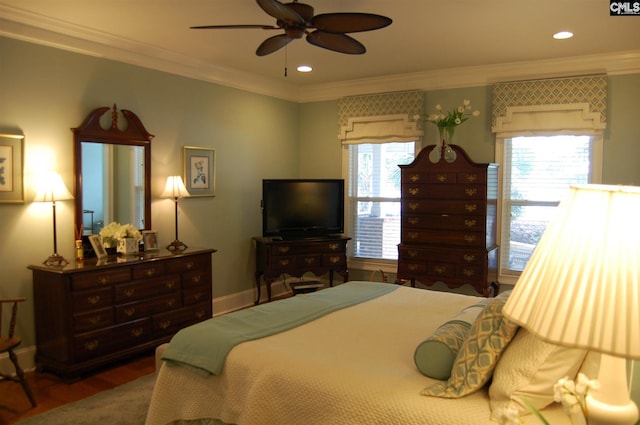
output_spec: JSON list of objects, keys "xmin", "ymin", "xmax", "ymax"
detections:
[{"xmin": 1, "ymin": 0, "xmax": 640, "ymax": 102}]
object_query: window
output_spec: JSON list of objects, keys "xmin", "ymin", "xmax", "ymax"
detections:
[
  {"xmin": 346, "ymin": 142, "xmax": 416, "ymax": 262},
  {"xmin": 498, "ymin": 135, "xmax": 601, "ymax": 281}
]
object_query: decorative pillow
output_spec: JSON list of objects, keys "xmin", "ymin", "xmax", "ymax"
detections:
[
  {"xmin": 414, "ymin": 298, "xmax": 490, "ymax": 380},
  {"xmin": 488, "ymin": 328, "xmax": 587, "ymax": 417},
  {"xmin": 421, "ymin": 296, "xmax": 518, "ymax": 398}
]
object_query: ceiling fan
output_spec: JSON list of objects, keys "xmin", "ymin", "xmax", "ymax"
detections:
[{"xmin": 190, "ymin": 0, "xmax": 392, "ymax": 56}]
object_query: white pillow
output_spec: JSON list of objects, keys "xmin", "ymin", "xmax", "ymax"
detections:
[{"xmin": 489, "ymin": 327, "xmax": 587, "ymax": 417}]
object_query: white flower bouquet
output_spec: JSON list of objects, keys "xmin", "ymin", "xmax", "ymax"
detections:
[{"xmin": 99, "ymin": 222, "xmax": 143, "ymax": 248}]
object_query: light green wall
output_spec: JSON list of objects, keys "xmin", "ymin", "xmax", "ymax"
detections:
[{"xmin": 0, "ymin": 37, "xmax": 300, "ymax": 346}]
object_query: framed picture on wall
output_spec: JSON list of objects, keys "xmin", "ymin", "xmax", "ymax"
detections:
[
  {"xmin": 0, "ymin": 133, "xmax": 25, "ymax": 203},
  {"xmin": 183, "ymin": 146, "xmax": 216, "ymax": 197}
]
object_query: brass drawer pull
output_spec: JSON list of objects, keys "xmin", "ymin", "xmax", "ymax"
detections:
[
  {"xmin": 145, "ymin": 268, "xmax": 156, "ymax": 277},
  {"xmin": 465, "ymin": 188, "xmax": 478, "ymax": 196},
  {"xmin": 84, "ymin": 340, "xmax": 99, "ymax": 351},
  {"xmin": 277, "ymin": 246, "xmax": 290, "ymax": 254},
  {"xmin": 166, "ymin": 280, "xmax": 178, "ymax": 289},
  {"xmin": 465, "ymin": 219, "xmax": 477, "ymax": 228},
  {"xmin": 466, "ymin": 174, "xmax": 478, "ymax": 183},
  {"xmin": 166, "ymin": 299, "xmax": 175, "ymax": 307},
  {"xmin": 463, "ymin": 269, "xmax": 476, "ymax": 277},
  {"xmin": 463, "ymin": 254, "xmax": 476, "ymax": 262},
  {"xmin": 124, "ymin": 307, "xmax": 136, "ymax": 317},
  {"xmin": 124, "ymin": 289, "xmax": 135, "ymax": 297},
  {"xmin": 434, "ymin": 266, "xmax": 446, "ymax": 274},
  {"xmin": 279, "ymin": 259, "xmax": 290, "ymax": 266},
  {"xmin": 131, "ymin": 328, "xmax": 144, "ymax": 337},
  {"xmin": 408, "ymin": 264, "xmax": 418, "ymax": 271},
  {"xmin": 465, "ymin": 204, "xmax": 477, "ymax": 212},
  {"xmin": 87, "ymin": 295, "xmax": 100, "ymax": 305},
  {"xmin": 328, "ymin": 243, "xmax": 339, "ymax": 250},
  {"xmin": 408, "ymin": 232, "xmax": 419, "ymax": 240},
  {"xmin": 437, "ymin": 174, "xmax": 447, "ymax": 182},
  {"xmin": 464, "ymin": 235, "xmax": 477, "ymax": 243},
  {"xmin": 304, "ymin": 257, "xmax": 315, "ymax": 265},
  {"xmin": 89, "ymin": 315, "xmax": 101, "ymax": 325},
  {"xmin": 408, "ymin": 217, "xmax": 419, "ymax": 225},
  {"xmin": 98, "ymin": 276, "xmax": 110, "ymax": 285},
  {"xmin": 159, "ymin": 320, "xmax": 171, "ymax": 329},
  {"xmin": 409, "ymin": 202, "xmax": 419, "ymax": 211},
  {"xmin": 195, "ymin": 310, "xmax": 207, "ymax": 319},
  {"xmin": 329, "ymin": 256, "xmax": 340, "ymax": 264},
  {"xmin": 408, "ymin": 250, "xmax": 418, "ymax": 257}
]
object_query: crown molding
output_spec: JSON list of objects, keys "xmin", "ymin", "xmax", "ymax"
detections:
[{"xmin": 1, "ymin": 4, "xmax": 639, "ymax": 104}]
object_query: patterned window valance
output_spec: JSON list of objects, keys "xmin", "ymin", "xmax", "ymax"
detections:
[
  {"xmin": 338, "ymin": 90, "xmax": 424, "ymax": 143},
  {"xmin": 491, "ymin": 75, "xmax": 607, "ymax": 133}
]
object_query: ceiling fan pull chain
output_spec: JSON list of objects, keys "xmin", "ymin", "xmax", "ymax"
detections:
[{"xmin": 284, "ymin": 45, "xmax": 288, "ymax": 77}]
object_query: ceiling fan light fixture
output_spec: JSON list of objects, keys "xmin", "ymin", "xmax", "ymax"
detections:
[
  {"xmin": 553, "ymin": 31, "xmax": 574, "ymax": 40},
  {"xmin": 297, "ymin": 65, "xmax": 313, "ymax": 72}
]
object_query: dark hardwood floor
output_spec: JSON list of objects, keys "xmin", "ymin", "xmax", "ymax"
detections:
[{"xmin": 0, "ymin": 352, "xmax": 155, "ymax": 425}]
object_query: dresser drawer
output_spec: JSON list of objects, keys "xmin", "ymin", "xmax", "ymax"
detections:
[
  {"xmin": 402, "ymin": 228, "xmax": 486, "ymax": 247},
  {"xmin": 71, "ymin": 268, "xmax": 131, "ymax": 290},
  {"xmin": 72, "ymin": 307, "xmax": 115, "ymax": 332},
  {"xmin": 166, "ymin": 254, "xmax": 211, "ymax": 273},
  {"xmin": 182, "ymin": 269, "xmax": 211, "ymax": 288},
  {"xmin": 398, "ymin": 245, "xmax": 486, "ymax": 266},
  {"xmin": 115, "ymin": 293, "xmax": 182, "ymax": 323},
  {"xmin": 402, "ymin": 184, "xmax": 486, "ymax": 200},
  {"xmin": 114, "ymin": 275, "xmax": 180, "ymax": 303},
  {"xmin": 74, "ymin": 319, "xmax": 152, "ymax": 361},
  {"xmin": 402, "ymin": 199, "xmax": 486, "ymax": 215},
  {"xmin": 402, "ymin": 214, "xmax": 484, "ymax": 231},
  {"xmin": 131, "ymin": 262, "xmax": 167, "ymax": 280},
  {"xmin": 153, "ymin": 302, "xmax": 211, "ymax": 337},
  {"xmin": 183, "ymin": 287, "xmax": 211, "ymax": 305},
  {"xmin": 71, "ymin": 287, "xmax": 113, "ymax": 312}
]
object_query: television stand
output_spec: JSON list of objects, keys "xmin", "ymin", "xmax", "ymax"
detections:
[{"xmin": 253, "ymin": 236, "xmax": 350, "ymax": 304}]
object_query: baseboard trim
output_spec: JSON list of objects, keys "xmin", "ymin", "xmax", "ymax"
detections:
[{"xmin": 0, "ymin": 345, "xmax": 37, "ymax": 375}]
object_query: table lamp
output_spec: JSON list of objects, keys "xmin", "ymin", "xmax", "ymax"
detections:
[
  {"xmin": 35, "ymin": 172, "xmax": 74, "ymax": 266},
  {"xmin": 161, "ymin": 175, "xmax": 190, "ymax": 252},
  {"xmin": 503, "ymin": 184, "xmax": 639, "ymax": 425}
]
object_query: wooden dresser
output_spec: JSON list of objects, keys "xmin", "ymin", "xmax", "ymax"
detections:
[
  {"xmin": 253, "ymin": 236, "xmax": 350, "ymax": 303},
  {"xmin": 29, "ymin": 247, "xmax": 216, "ymax": 381},
  {"xmin": 397, "ymin": 144, "xmax": 499, "ymax": 296}
]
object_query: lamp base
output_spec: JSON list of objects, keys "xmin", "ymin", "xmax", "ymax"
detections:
[
  {"xmin": 586, "ymin": 353, "xmax": 639, "ymax": 425},
  {"xmin": 166, "ymin": 240, "xmax": 188, "ymax": 252},
  {"xmin": 43, "ymin": 253, "xmax": 70, "ymax": 267}
]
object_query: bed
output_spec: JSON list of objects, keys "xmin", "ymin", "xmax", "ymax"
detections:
[{"xmin": 146, "ymin": 281, "xmax": 587, "ymax": 425}]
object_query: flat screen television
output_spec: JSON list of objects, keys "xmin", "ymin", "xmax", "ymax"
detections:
[{"xmin": 262, "ymin": 179, "xmax": 344, "ymax": 239}]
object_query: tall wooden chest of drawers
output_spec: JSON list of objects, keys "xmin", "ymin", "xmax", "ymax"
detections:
[
  {"xmin": 29, "ymin": 247, "xmax": 216, "ymax": 381},
  {"xmin": 397, "ymin": 144, "xmax": 499, "ymax": 296}
]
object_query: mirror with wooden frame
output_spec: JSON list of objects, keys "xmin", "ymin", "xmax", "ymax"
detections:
[{"xmin": 73, "ymin": 105, "xmax": 152, "ymax": 236}]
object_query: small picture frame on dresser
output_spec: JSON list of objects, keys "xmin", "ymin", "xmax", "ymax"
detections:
[
  {"xmin": 88, "ymin": 234, "xmax": 107, "ymax": 259},
  {"xmin": 142, "ymin": 230, "xmax": 159, "ymax": 252}
]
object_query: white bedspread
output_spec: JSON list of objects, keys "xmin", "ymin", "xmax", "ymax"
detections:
[{"xmin": 146, "ymin": 285, "xmax": 571, "ymax": 425}]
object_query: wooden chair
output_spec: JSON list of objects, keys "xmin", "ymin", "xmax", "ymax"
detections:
[{"xmin": 0, "ymin": 298, "xmax": 37, "ymax": 407}]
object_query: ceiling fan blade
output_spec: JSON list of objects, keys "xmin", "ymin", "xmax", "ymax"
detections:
[
  {"xmin": 306, "ymin": 31, "xmax": 366, "ymax": 54},
  {"xmin": 311, "ymin": 13, "xmax": 392, "ymax": 33},
  {"xmin": 256, "ymin": 0, "xmax": 304, "ymax": 25},
  {"xmin": 190, "ymin": 24, "xmax": 279, "ymax": 30},
  {"xmin": 256, "ymin": 34, "xmax": 295, "ymax": 56}
]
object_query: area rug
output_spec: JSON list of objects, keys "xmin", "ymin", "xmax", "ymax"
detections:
[{"xmin": 16, "ymin": 374, "xmax": 155, "ymax": 425}]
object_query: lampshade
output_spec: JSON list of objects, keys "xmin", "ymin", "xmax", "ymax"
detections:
[
  {"xmin": 34, "ymin": 172, "xmax": 74, "ymax": 203},
  {"xmin": 161, "ymin": 176, "xmax": 189, "ymax": 199},
  {"xmin": 503, "ymin": 184, "xmax": 640, "ymax": 359}
]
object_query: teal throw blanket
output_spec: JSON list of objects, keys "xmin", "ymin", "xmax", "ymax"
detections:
[{"xmin": 162, "ymin": 281, "xmax": 398, "ymax": 375}]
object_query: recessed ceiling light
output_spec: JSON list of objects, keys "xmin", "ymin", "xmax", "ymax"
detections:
[
  {"xmin": 553, "ymin": 31, "xmax": 574, "ymax": 40},
  {"xmin": 297, "ymin": 65, "xmax": 313, "ymax": 73}
]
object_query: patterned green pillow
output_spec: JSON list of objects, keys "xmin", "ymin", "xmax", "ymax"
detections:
[{"xmin": 421, "ymin": 297, "xmax": 518, "ymax": 398}]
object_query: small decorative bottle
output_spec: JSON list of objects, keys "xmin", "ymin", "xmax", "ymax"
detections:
[{"xmin": 75, "ymin": 240, "xmax": 84, "ymax": 262}]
